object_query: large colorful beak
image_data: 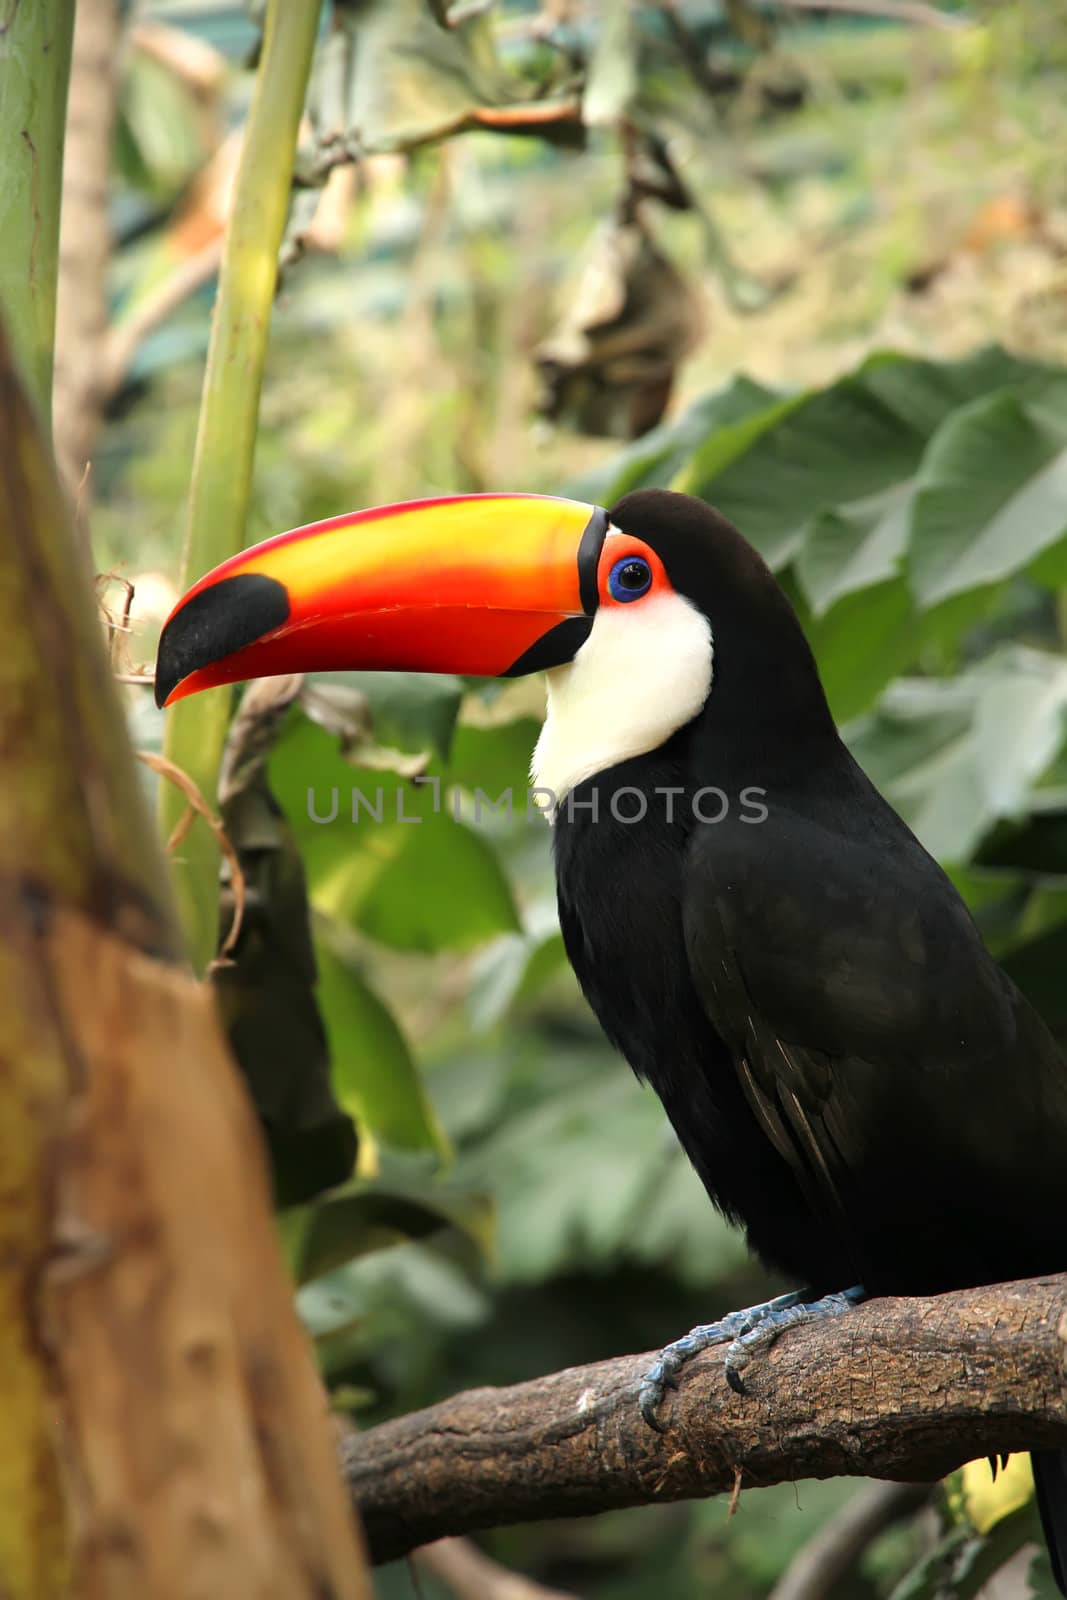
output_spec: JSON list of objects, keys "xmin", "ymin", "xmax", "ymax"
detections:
[{"xmin": 155, "ymin": 493, "xmax": 608, "ymax": 708}]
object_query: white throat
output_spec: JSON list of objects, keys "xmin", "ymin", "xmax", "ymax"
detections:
[{"xmin": 531, "ymin": 590, "xmax": 713, "ymax": 810}]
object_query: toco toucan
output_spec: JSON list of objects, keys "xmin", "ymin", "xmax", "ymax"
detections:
[{"xmin": 156, "ymin": 488, "xmax": 1067, "ymax": 1585}]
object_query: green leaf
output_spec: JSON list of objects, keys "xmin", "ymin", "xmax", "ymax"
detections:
[
  {"xmin": 680, "ymin": 359, "xmax": 933, "ymax": 566},
  {"xmin": 283, "ymin": 1174, "xmax": 490, "ymax": 1287},
  {"xmin": 447, "ymin": 714, "xmax": 542, "ymax": 803},
  {"xmin": 910, "ymin": 380, "xmax": 1067, "ymax": 605},
  {"xmin": 315, "ymin": 918, "xmax": 449, "ymax": 1159},
  {"xmin": 860, "ymin": 345, "xmax": 1041, "ymax": 435},
  {"xmin": 119, "ymin": 50, "xmax": 208, "ymax": 201},
  {"xmin": 675, "ymin": 348, "xmax": 1052, "ymax": 583},
  {"xmin": 347, "ymin": 812, "xmax": 521, "ymax": 951},
  {"xmin": 845, "ymin": 649, "xmax": 1067, "ymax": 861},
  {"xmin": 466, "ymin": 923, "xmax": 568, "ymax": 1031},
  {"xmin": 677, "ymin": 391, "xmax": 809, "ymax": 561},
  {"xmin": 297, "ymin": 1243, "xmax": 488, "ymax": 1373},
  {"xmin": 268, "ymin": 701, "xmax": 445, "ymax": 908},
  {"xmin": 797, "ymin": 483, "xmax": 913, "ymax": 616},
  {"xmin": 454, "ymin": 1039, "xmax": 738, "ymax": 1285},
  {"xmin": 971, "ymin": 647, "xmax": 1067, "ymax": 817},
  {"xmin": 568, "ymin": 376, "xmax": 778, "ymax": 507},
  {"xmin": 805, "ymin": 575, "xmax": 918, "ymax": 722}
]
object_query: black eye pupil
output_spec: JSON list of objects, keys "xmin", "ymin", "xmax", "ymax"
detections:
[
  {"xmin": 607, "ymin": 553, "xmax": 653, "ymax": 603},
  {"xmin": 618, "ymin": 561, "xmax": 648, "ymax": 589}
]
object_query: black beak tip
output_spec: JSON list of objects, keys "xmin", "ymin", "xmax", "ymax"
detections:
[
  {"xmin": 153, "ymin": 661, "xmax": 176, "ymax": 709},
  {"xmin": 153, "ymin": 572, "xmax": 291, "ymax": 711}
]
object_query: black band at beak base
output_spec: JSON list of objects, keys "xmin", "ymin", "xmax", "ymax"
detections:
[
  {"xmin": 577, "ymin": 504, "xmax": 609, "ymax": 615},
  {"xmin": 502, "ymin": 615, "xmax": 594, "ymax": 677}
]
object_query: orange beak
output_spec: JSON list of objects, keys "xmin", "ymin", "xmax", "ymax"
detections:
[{"xmin": 155, "ymin": 494, "xmax": 608, "ymax": 708}]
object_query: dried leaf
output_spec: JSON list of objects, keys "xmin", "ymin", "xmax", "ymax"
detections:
[
  {"xmin": 310, "ymin": 0, "xmax": 581, "ymax": 159},
  {"xmin": 136, "ymin": 750, "xmax": 246, "ymax": 960},
  {"xmin": 535, "ymin": 213, "xmax": 703, "ymax": 438}
]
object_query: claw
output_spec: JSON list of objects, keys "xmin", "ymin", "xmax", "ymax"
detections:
[
  {"xmin": 639, "ymin": 1387, "xmax": 671, "ymax": 1433},
  {"xmin": 637, "ymin": 1285, "xmax": 864, "ymax": 1432},
  {"xmin": 725, "ymin": 1364, "xmax": 747, "ymax": 1397}
]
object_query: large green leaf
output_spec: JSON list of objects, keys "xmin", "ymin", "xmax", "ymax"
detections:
[
  {"xmin": 314, "ymin": 917, "xmax": 449, "ymax": 1159},
  {"xmin": 679, "ymin": 350, "xmax": 1041, "ymax": 579},
  {"xmin": 466, "ymin": 899, "xmax": 570, "ymax": 1031},
  {"xmin": 270, "ymin": 696, "xmax": 444, "ymax": 895},
  {"xmin": 342, "ymin": 811, "xmax": 521, "ymax": 951},
  {"xmin": 910, "ymin": 378, "xmax": 1067, "ymax": 606},
  {"xmin": 450, "ymin": 1031, "xmax": 743, "ymax": 1286},
  {"xmin": 804, "ymin": 574, "xmax": 919, "ymax": 723},
  {"xmin": 680, "ymin": 362, "xmax": 925, "ymax": 569},
  {"xmin": 797, "ymin": 483, "xmax": 913, "ymax": 616},
  {"xmin": 296, "ymin": 1242, "xmax": 489, "ymax": 1383},
  {"xmin": 846, "ymin": 648, "xmax": 1067, "ymax": 862},
  {"xmin": 567, "ymin": 375, "xmax": 778, "ymax": 506},
  {"xmin": 283, "ymin": 1173, "xmax": 490, "ymax": 1287},
  {"xmin": 447, "ymin": 713, "xmax": 542, "ymax": 804}
]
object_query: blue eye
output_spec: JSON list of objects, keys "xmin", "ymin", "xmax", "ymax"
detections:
[{"xmin": 608, "ymin": 555, "xmax": 652, "ymax": 603}]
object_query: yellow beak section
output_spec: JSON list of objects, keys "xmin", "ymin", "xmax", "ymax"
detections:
[{"xmin": 155, "ymin": 493, "xmax": 607, "ymax": 707}]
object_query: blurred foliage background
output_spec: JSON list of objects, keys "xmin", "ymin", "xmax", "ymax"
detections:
[{"xmin": 70, "ymin": 0, "xmax": 1067, "ymax": 1594}]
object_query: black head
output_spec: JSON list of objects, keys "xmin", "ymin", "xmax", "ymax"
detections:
[{"xmin": 606, "ymin": 488, "xmax": 838, "ymax": 760}]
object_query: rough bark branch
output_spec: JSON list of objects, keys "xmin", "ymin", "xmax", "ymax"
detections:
[{"xmin": 344, "ymin": 1275, "xmax": 1067, "ymax": 1565}]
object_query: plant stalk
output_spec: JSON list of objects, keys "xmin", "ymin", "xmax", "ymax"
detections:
[
  {"xmin": 0, "ymin": 0, "xmax": 76, "ymax": 427},
  {"xmin": 160, "ymin": 0, "xmax": 321, "ymax": 969}
]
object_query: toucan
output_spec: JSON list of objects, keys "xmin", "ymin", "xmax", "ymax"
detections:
[{"xmin": 156, "ymin": 487, "xmax": 1067, "ymax": 1585}]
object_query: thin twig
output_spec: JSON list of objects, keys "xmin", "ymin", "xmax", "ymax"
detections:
[
  {"xmin": 768, "ymin": 1481, "xmax": 935, "ymax": 1600},
  {"xmin": 771, "ymin": 0, "xmax": 966, "ymax": 28},
  {"xmin": 414, "ymin": 1538, "xmax": 579, "ymax": 1600},
  {"xmin": 101, "ymin": 235, "xmax": 224, "ymax": 400},
  {"xmin": 135, "ymin": 751, "xmax": 245, "ymax": 962}
]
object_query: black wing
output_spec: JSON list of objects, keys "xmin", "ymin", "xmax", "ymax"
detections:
[{"xmin": 681, "ymin": 779, "xmax": 1067, "ymax": 1294}]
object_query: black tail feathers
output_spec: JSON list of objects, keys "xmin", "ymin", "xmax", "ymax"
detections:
[{"xmin": 1032, "ymin": 1449, "xmax": 1067, "ymax": 1596}]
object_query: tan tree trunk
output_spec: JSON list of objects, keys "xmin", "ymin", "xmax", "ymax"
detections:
[{"xmin": 0, "ymin": 318, "xmax": 371, "ymax": 1597}]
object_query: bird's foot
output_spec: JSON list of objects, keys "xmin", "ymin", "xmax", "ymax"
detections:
[
  {"xmin": 638, "ymin": 1283, "xmax": 865, "ymax": 1431},
  {"xmin": 638, "ymin": 1288, "xmax": 804, "ymax": 1431},
  {"xmin": 722, "ymin": 1283, "xmax": 865, "ymax": 1394}
]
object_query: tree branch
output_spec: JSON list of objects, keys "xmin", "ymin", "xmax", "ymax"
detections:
[
  {"xmin": 343, "ymin": 1276, "xmax": 1067, "ymax": 1564},
  {"xmin": 414, "ymin": 1538, "xmax": 579, "ymax": 1600},
  {"xmin": 771, "ymin": 0, "xmax": 966, "ymax": 27},
  {"xmin": 768, "ymin": 1480, "xmax": 934, "ymax": 1600}
]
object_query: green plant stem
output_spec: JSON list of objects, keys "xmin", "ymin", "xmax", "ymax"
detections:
[
  {"xmin": 0, "ymin": 1, "xmax": 76, "ymax": 427},
  {"xmin": 160, "ymin": 0, "xmax": 321, "ymax": 970}
]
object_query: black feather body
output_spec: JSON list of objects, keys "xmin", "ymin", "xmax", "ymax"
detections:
[{"xmin": 554, "ymin": 724, "xmax": 1067, "ymax": 1298}]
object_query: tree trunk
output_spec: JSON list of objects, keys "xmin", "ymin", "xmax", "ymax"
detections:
[{"xmin": 0, "ymin": 316, "xmax": 371, "ymax": 1596}]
